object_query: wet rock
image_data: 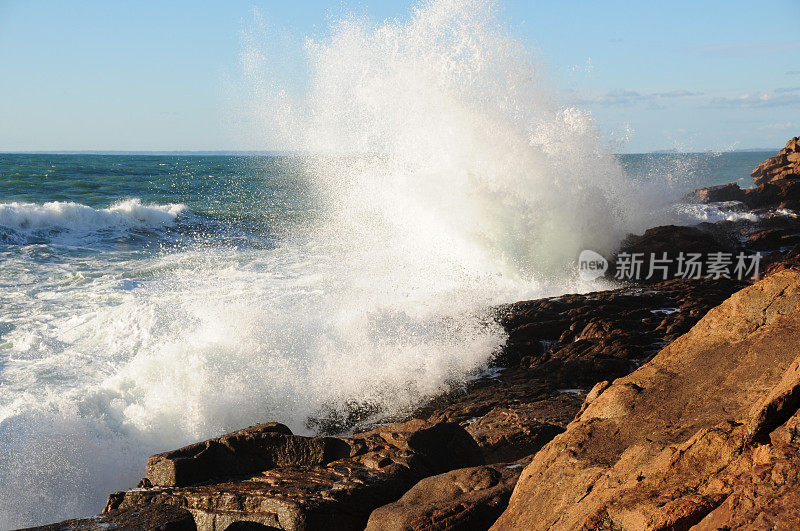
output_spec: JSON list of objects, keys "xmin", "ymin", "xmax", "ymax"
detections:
[
  {"xmin": 365, "ymin": 462, "xmax": 525, "ymax": 531},
  {"xmin": 21, "ymin": 504, "xmax": 196, "ymax": 531},
  {"xmin": 684, "ymin": 182, "xmax": 746, "ymax": 203},
  {"xmin": 145, "ymin": 422, "xmax": 348, "ymax": 488},
  {"xmin": 747, "ymin": 228, "xmax": 784, "ymax": 250},
  {"xmin": 406, "ymin": 277, "xmax": 745, "ymax": 495},
  {"xmin": 492, "ymin": 270, "xmax": 800, "ymax": 530},
  {"xmin": 106, "ymin": 420, "xmax": 483, "ymax": 531}
]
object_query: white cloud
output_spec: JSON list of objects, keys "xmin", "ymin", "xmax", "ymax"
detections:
[
  {"xmin": 758, "ymin": 122, "xmax": 795, "ymax": 131},
  {"xmin": 707, "ymin": 90, "xmax": 800, "ymax": 108},
  {"xmin": 574, "ymin": 89, "xmax": 703, "ymax": 106}
]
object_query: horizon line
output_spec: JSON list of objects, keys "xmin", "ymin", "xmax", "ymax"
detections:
[{"xmin": 0, "ymin": 147, "xmax": 781, "ymax": 156}]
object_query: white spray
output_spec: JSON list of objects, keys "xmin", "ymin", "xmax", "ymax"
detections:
[{"xmin": 0, "ymin": 0, "xmax": 671, "ymax": 526}]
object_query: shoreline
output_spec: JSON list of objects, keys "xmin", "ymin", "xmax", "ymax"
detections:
[{"xmin": 25, "ymin": 137, "xmax": 800, "ymax": 530}]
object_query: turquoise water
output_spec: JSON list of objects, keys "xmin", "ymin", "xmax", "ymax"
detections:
[
  {"xmin": 0, "ymin": 154, "xmax": 317, "ymax": 247},
  {"xmin": 0, "ymin": 150, "xmax": 772, "ymax": 526}
]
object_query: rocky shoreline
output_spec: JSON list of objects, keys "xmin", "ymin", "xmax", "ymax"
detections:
[{"xmin": 27, "ymin": 137, "xmax": 800, "ymax": 530}]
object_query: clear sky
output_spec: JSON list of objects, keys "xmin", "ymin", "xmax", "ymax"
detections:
[{"xmin": 1, "ymin": 0, "xmax": 798, "ymax": 153}]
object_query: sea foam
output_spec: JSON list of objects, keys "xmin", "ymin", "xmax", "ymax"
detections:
[
  {"xmin": 0, "ymin": 199, "xmax": 185, "ymax": 233},
  {"xmin": 0, "ymin": 1, "xmax": 679, "ymax": 526}
]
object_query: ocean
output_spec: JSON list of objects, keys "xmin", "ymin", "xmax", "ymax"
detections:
[
  {"xmin": 0, "ymin": 0, "xmax": 780, "ymax": 524},
  {"xmin": 0, "ymin": 150, "xmax": 771, "ymax": 526}
]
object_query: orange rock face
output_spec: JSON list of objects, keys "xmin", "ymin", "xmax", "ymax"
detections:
[
  {"xmin": 746, "ymin": 136, "xmax": 800, "ymax": 211},
  {"xmin": 493, "ymin": 269, "xmax": 800, "ymax": 530},
  {"xmin": 752, "ymin": 136, "xmax": 800, "ymax": 187}
]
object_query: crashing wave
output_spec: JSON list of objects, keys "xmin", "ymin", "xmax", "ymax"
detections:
[{"xmin": 0, "ymin": 199, "xmax": 186, "ymax": 233}]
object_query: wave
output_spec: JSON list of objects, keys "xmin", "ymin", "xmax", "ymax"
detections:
[
  {"xmin": 0, "ymin": 0, "xmax": 681, "ymax": 527},
  {"xmin": 0, "ymin": 199, "xmax": 186, "ymax": 234},
  {"xmin": 670, "ymin": 201, "xmax": 759, "ymax": 224}
]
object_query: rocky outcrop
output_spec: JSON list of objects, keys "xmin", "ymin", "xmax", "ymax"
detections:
[
  {"xmin": 104, "ymin": 420, "xmax": 483, "ymax": 531},
  {"xmin": 683, "ymin": 182, "xmax": 746, "ymax": 204},
  {"xmin": 22, "ymin": 504, "xmax": 196, "ymax": 531},
  {"xmin": 411, "ymin": 277, "xmax": 744, "ymax": 465},
  {"xmin": 365, "ymin": 461, "xmax": 525, "ymax": 531},
  {"xmin": 143, "ymin": 422, "xmax": 345, "ymax": 488},
  {"xmin": 693, "ymin": 445, "xmax": 800, "ymax": 529},
  {"xmin": 687, "ymin": 136, "xmax": 800, "ymax": 212},
  {"xmin": 492, "ymin": 269, "xmax": 800, "ymax": 530},
  {"xmin": 751, "ymin": 136, "xmax": 800, "ymax": 188}
]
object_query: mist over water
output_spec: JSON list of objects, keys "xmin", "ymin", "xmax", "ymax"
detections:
[{"xmin": 0, "ymin": 1, "xmax": 692, "ymax": 526}]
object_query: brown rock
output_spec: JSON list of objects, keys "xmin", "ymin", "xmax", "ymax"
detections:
[
  {"xmin": 694, "ymin": 449, "xmax": 800, "ymax": 529},
  {"xmin": 752, "ymin": 136, "xmax": 800, "ymax": 187},
  {"xmin": 746, "ymin": 356, "xmax": 800, "ymax": 443},
  {"xmin": 21, "ymin": 504, "xmax": 196, "ymax": 531},
  {"xmin": 145, "ymin": 422, "xmax": 349, "ymax": 488},
  {"xmin": 747, "ymin": 136, "xmax": 800, "ymax": 210},
  {"xmin": 106, "ymin": 420, "xmax": 483, "ymax": 530},
  {"xmin": 684, "ymin": 182, "xmax": 746, "ymax": 203},
  {"xmin": 747, "ymin": 228, "xmax": 784, "ymax": 250},
  {"xmin": 465, "ymin": 406, "xmax": 564, "ymax": 463},
  {"xmin": 492, "ymin": 269, "xmax": 800, "ymax": 530},
  {"xmin": 365, "ymin": 462, "xmax": 525, "ymax": 531}
]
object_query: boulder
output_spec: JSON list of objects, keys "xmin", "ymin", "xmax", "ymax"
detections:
[
  {"xmin": 145, "ymin": 422, "xmax": 348, "ymax": 488},
  {"xmin": 683, "ymin": 182, "xmax": 746, "ymax": 204},
  {"xmin": 105, "ymin": 420, "xmax": 483, "ymax": 530},
  {"xmin": 365, "ymin": 462, "xmax": 525, "ymax": 531},
  {"xmin": 492, "ymin": 269, "xmax": 800, "ymax": 530}
]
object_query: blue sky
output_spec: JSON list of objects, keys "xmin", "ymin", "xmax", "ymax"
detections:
[{"xmin": 1, "ymin": 0, "xmax": 798, "ymax": 153}]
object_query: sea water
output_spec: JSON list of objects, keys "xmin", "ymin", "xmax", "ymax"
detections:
[{"xmin": 0, "ymin": 0, "xmax": 775, "ymax": 526}]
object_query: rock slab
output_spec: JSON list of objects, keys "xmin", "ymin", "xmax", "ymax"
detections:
[
  {"xmin": 106, "ymin": 420, "xmax": 483, "ymax": 531},
  {"xmin": 492, "ymin": 269, "xmax": 800, "ymax": 530}
]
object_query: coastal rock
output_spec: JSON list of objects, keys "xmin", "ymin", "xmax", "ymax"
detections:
[
  {"xmin": 694, "ymin": 448, "xmax": 800, "ymax": 529},
  {"xmin": 612, "ymin": 225, "xmax": 733, "ymax": 281},
  {"xmin": 365, "ymin": 462, "xmax": 524, "ymax": 531},
  {"xmin": 105, "ymin": 420, "xmax": 483, "ymax": 530},
  {"xmin": 751, "ymin": 136, "xmax": 800, "ymax": 187},
  {"xmin": 492, "ymin": 269, "xmax": 800, "ymax": 530},
  {"xmin": 684, "ymin": 182, "xmax": 746, "ymax": 204},
  {"xmin": 21, "ymin": 504, "xmax": 196, "ymax": 531},
  {"xmin": 465, "ymin": 406, "xmax": 564, "ymax": 463},
  {"xmin": 746, "ymin": 136, "xmax": 800, "ymax": 210},
  {"xmin": 763, "ymin": 243, "xmax": 800, "ymax": 278},
  {"xmin": 145, "ymin": 422, "xmax": 347, "ymax": 488}
]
